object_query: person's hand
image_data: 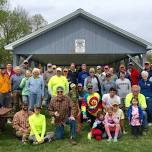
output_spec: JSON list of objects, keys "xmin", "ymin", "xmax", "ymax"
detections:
[
  {"xmin": 38, "ymin": 139, "xmax": 44, "ymax": 144},
  {"xmin": 41, "ymin": 96, "xmax": 44, "ymax": 101},
  {"xmin": 54, "ymin": 111, "xmax": 60, "ymax": 117},
  {"xmin": 83, "ymin": 114, "xmax": 87, "ymax": 119},
  {"xmin": 69, "ymin": 116, "xmax": 75, "ymax": 120}
]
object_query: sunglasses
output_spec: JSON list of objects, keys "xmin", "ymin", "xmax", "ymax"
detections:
[
  {"xmin": 53, "ymin": 68, "xmax": 56, "ymax": 69},
  {"xmin": 88, "ymin": 88, "xmax": 93, "ymax": 90},
  {"xmin": 57, "ymin": 91, "xmax": 63, "ymax": 93}
]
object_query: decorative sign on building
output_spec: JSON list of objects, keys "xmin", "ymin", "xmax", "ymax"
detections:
[{"xmin": 75, "ymin": 39, "xmax": 85, "ymax": 53}]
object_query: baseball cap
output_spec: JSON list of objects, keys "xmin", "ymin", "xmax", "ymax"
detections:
[
  {"xmin": 144, "ymin": 61, "xmax": 150, "ymax": 64},
  {"xmin": 78, "ymin": 83, "xmax": 83, "ymax": 87},
  {"xmin": 86, "ymin": 83, "xmax": 93, "ymax": 89},
  {"xmin": 56, "ymin": 67, "xmax": 62, "ymax": 72},
  {"xmin": 23, "ymin": 60, "xmax": 28, "ymax": 64},
  {"xmin": 70, "ymin": 83, "xmax": 76, "ymax": 88},
  {"xmin": 56, "ymin": 86, "xmax": 64, "ymax": 92},
  {"xmin": 47, "ymin": 63, "xmax": 52, "ymax": 67},
  {"xmin": 34, "ymin": 104, "xmax": 42, "ymax": 109},
  {"xmin": 97, "ymin": 66, "xmax": 101, "ymax": 69},
  {"xmin": 112, "ymin": 101, "xmax": 119, "ymax": 106},
  {"xmin": 0, "ymin": 64, "xmax": 5, "ymax": 69},
  {"xmin": 128, "ymin": 62, "xmax": 134, "ymax": 66}
]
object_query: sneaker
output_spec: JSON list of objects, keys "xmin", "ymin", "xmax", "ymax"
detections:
[
  {"xmin": 70, "ymin": 139, "xmax": 77, "ymax": 145},
  {"xmin": 107, "ymin": 137, "xmax": 112, "ymax": 142},
  {"xmin": 123, "ymin": 130, "xmax": 127, "ymax": 135},
  {"xmin": 87, "ymin": 132, "xmax": 92, "ymax": 140},
  {"xmin": 113, "ymin": 137, "xmax": 118, "ymax": 142}
]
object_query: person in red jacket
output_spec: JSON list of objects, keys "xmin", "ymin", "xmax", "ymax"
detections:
[{"xmin": 127, "ymin": 62, "xmax": 139, "ymax": 86}]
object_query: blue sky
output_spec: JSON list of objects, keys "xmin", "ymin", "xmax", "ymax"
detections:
[{"xmin": 10, "ymin": 0, "xmax": 152, "ymax": 42}]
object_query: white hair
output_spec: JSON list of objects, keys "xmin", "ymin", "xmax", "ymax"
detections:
[
  {"xmin": 32, "ymin": 68, "xmax": 40, "ymax": 74},
  {"xmin": 141, "ymin": 70, "xmax": 149, "ymax": 77}
]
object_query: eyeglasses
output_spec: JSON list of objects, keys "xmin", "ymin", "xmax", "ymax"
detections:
[
  {"xmin": 132, "ymin": 90, "xmax": 139, "ymax": 93},
  {"xmin": 88, "ymin": 88, "xmax": 93, "ymax": 90},
  {"xmin": 57, "ymin": 91, "xmax": 63, "ymax": 93},
  {"xmin": 53, "ymin": 68, "xmax": 56, "ymax": 69},
  {"xmin": 63, "ymin": 71, "xmax": 68, "ymax": 73}
]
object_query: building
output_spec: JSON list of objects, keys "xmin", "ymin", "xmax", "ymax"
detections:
[{"xmin": 5, "ymin": 8, "xmax": 152, "ymax": 68}]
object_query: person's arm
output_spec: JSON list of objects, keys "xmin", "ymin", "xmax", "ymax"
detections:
[
  {"xmin": 19, "ymin": 78, "xmax": 26, "ymax": 89},
  {"xmin": 41, "ymin": 116, "xmax": 46, "ymax": 139},
  {"xmin": 29, "ymin": 116, "xmax": 41, "ymax": 142},
  {"xmin": 48, "ymin": 77, "xmax": 53, "ymax": 95},
  {"xmin": 13, "ymin": 113, "xmax": 23, "ymax": 131},
  {"xmin": 141, "ymin": 95, "xmax": 147, "ymax": 110},
  {"xmin": 48, "ymin": 98, "xmax": 56, "ymax": 117},
  {"xmin": 83, "ymin": 78, "xmax": 87, "ymax": 92},
  {"xmin": 41, "ymin": 78, "xmax": 44, "ymax": 97},
  {"xmin": 64, "ymin": 77, "xmax": 69, "ymax": 95}
]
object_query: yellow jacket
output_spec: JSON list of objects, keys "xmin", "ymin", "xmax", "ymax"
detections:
[
  {"xmin": 125, "ymin": 93, "xmax": 147, "ymax": 109},
  {"xmin": 0, "ymin": 73, "xmax": 11, "ymax": 93},
  {"xmin": 48, "ymin": 75, "xmax": 69, "ymax": 96}
]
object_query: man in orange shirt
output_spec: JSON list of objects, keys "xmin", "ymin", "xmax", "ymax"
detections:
[{"xmin": 0, "ymin": 64, "xmax": 11, "ymax": 108}]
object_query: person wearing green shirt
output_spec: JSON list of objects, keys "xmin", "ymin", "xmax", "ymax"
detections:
[
  {"xmin": 28, "ymin": 105, "xmax": 54, "ymax": 144},
  {"xmin": 19, "ymin": 70, "xmax": 31, "ymax": 104},
  {"xmin": 125, "ymin": 85, "xmax": 148, "ymax": 129},
  {"xmin": 48, "ymin": 67, "xmax": 69, "ymax": 97}
]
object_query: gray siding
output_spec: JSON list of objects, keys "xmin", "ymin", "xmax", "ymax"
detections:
[{"xmin": 14, "ymin": 16, "xmax": 146, "ymax": 55}]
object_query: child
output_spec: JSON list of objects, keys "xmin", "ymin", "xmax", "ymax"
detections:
[
  {"xmin": 112, "ymin": 101, "xmax": 127, "ymax": 134},
  {"xmin": 19, "ymin": 70, "xmax": 31, "ymax": 104},
  {"xmin": 127, "ymin": 97, "xmax": 143, "ymax": 137},
  {"xmin": 104, "ymin": 107, "xmax": 120, "ymax": 142},
  {"xmin": 88, "ymin": 111, "xmax": 105, "ymax": 140}
]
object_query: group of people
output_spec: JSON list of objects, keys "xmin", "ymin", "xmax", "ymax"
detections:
[{"xmin": 0, "ymin": 59, "xmax": 152, "ymax": 144}]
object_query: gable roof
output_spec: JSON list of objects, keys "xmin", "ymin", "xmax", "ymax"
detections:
[{"xmin": 5, "ymin": 8, "xmax": 152, "ymax": 50}]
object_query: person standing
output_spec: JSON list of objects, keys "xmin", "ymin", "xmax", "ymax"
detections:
[
  {"xmin": 84, "ymin": 68, "xmax": 101, "ymax": 95},
  {"xmin": 78, "ymin": 64, "xmax": 89, "ymax": 86},
  {"xmin": 48, "ymin": 86, "xmax": 77, "ymax": 145},
  {"xmin": 139, "ymin": 71, "xmax": 152, "ymax": 126},
  {"xmin": 48, "ymin": 67, "xmax": 69, "ymax": 97},
  {"xmin": 11, "ymin": 66, "xmax": 23, "ymax": 112},
  {"xmin": 0, "ymin": 65, "xmax": 11, "ymax": 108},
  {"xmin": 5, "ymin": 63, "xmax": 15, "ymax": 78},
  {"xmin": 68, "ymin": 63, "xmax": 78, "ymax": 85},
  {"xmin": 19, "ymin": 70, "xmax": 31, "ymax": 104},
  {"xmin": 27, "ymin": 68, "xmax": 44, "ymax": 111},
  {"xmin": 43, "ymin": 63, "xmax": 55, "ymax": 110}
]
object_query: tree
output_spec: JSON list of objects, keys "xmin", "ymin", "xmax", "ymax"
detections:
[
  {"xmin": 0, "ymin": 1, "xmax": 47, "ymax": 64},
  {"xmin": 31, "ymin": 14, "xmax": 48, "ymax": 32}
]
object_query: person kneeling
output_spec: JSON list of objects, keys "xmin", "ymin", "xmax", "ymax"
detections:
[
  {"xmin": 28, "ymin": 105, "xmax": 54, "ymax": 144},
  {"xmin": 13, "ymin": 103, "xmax": 30, "ymax": 144}
]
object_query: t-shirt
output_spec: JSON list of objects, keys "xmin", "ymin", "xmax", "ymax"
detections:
[
  {"xmin": 116, "ymin": 78, "xmax": 131, "ymax": 98},
  {"xmin": 113, "ymin": 108, "xmax": 124, "ymax": 120},
  {"xmin": 102, "ymin": 94, "xmax": 121, "ymax": 107}
]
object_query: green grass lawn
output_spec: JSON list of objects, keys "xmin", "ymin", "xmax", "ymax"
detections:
[{"xmin": 0, "ymin": 113, "xmax": 152, "ymax": 152}]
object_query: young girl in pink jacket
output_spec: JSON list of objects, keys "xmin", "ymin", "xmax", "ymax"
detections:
[{"xmin": 104, "ymin": 107, "xmax": 120, "ymax": 142}]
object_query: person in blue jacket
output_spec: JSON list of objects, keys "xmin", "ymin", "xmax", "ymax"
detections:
[
  {"xmin": 127, "ymin": 97, "xmax": 143, "ymax": 137},
  {"xmin": 139, "ymin": 70, "xmax": 152, "ymax": 126}
]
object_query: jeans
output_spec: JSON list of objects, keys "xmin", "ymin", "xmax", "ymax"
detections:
[
  {"xmin": 142, "ymin": 111, "xmax": 148, "ymax": 129},
  {"xmin": 44, "ymin": 87, "xmax": 51, "ymax": 111},
  {"xmin": 12, "ymin": 92, "xmax": 22, "ymax": 112},
  {"xmin": 29, "ymin": 132, "xmax": 54, "ymax": 143},
  {"xmin": 55, "ymin": 118, "xmax": 77, "ymax": 139},
  {"xmin": 29, "ymin": 93, "xmax": 41, "ymax": 111},
  {"xmin": 0, "ymin": 92, "xmax": 11, "ymax": 108},
  {"xmin": 146, "ymin": 97, "xmax": 152, "ymax": 123},
  {"xmin": 22, "ymin": 95, "xmax": 29, "ymax": 104}
]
